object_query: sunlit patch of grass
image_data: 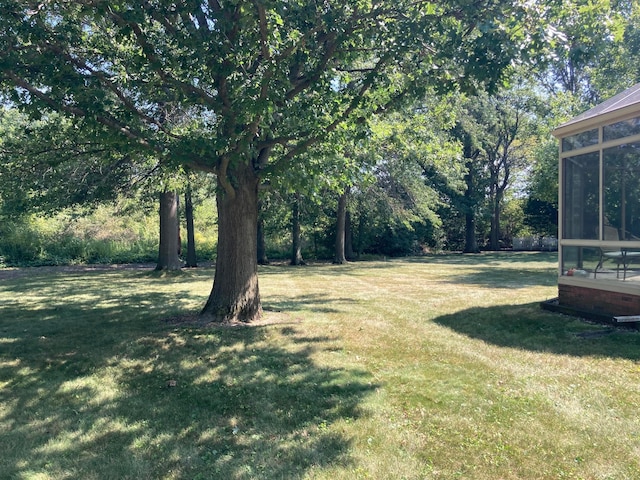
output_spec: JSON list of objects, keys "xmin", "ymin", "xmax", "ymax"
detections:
[{"xmin": 2, "ymin": 253, "xmax": 640, "ymax": 479}]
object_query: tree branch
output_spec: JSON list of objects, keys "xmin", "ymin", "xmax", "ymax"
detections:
[
  {"xmin": 254, "ymin": 1, "xmax": 271, "ymax": 61},
  {"xmin": 47, "ymin": 44, "xmax": 180, "ymax": 138},
  {"xmin": 286, "ymin": 31, "xmax": 339, "ymax": 100},
  {"xmin": 5, "ymin": 71, "xmax": 158, "ymax": 152},
  {"xmin": 266, "ymin": 55, "xmax": 390, "ymax": 171},
  {"xmin": 140, "ymin": 0, "xmax": 177, "ymax": 35},
  {"xmin": 217, "ymin": 154, "xmax": 236, "ymax": 199},
  {"xmin": 106, "ymin": 8, "xmax": 219, "ymax": 106}
]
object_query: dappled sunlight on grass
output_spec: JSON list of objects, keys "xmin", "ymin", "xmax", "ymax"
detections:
[{"xmin": 0, "ymin": 267, "xmax": 376, "ymax": 479}]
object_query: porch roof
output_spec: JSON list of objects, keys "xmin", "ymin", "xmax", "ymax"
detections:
[{"xmin": 553, "ymin": 83, "xmax": 640, "ymax": 138}]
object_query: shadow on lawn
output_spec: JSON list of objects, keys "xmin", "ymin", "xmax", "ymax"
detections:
[
  {"xmin": 256, "ymin": 251, "xmax": 558, "ymax": 277},
  {"xmin": 0, "ymin": 271, "xmax": 375, "ymax": 479},
  {"xmin": 434, "ymin": 301, "xmax": 640, "ymax": 360},
  {"xmin": 443, "ymin": 267, "xmax": 558, "ymax": 289},
  {"xmin": 415, "ymin": 251, "xmax": 558, "ymax": 265},
  {"xmin": 264, "ymin": 293, "xmax": 357, "ymax": 314}
]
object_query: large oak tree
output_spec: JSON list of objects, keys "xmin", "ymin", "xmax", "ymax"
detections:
[{"xmin": 1, "ymin": 0, "xmax": 546, "ymax": 322}]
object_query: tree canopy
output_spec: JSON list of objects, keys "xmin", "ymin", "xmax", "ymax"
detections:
[
  {"xmin": 1, "ymin": 0, "xmax": 553, "ymax": 322},
  {"xmin": 1, "ymin": 1, "xmax": 549, "ymax": 177}
]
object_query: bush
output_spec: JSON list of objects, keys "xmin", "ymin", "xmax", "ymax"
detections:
[
  {"xmin": 0, "ymin": 192, "xmax": 220, "ymax": 267},
  {"xmin": 0, "ymin": 220, "xmax": 44, "ymax": 264},
  {"xmin": 0, "ymin": 205, "xmax": 159, "ymax": 266}
]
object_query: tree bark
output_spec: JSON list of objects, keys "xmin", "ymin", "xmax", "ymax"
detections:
[
  {"xmin": 156, "ymin": 190, "xmax": 182, "ymax": 271},
  {"xmin": 464, "ymin": 211, "xmax": 480, "ymax": 253},
  {"xmin": 290, "ymin": 192, "xmax": 305, "ymax": 265},
  {"xmin": 184, "ymin": 185, "xmax": 197, "ymax": 268},
  {"xmin": 201, "ymin": 163, "xmax": 262, "ymax": 323},
  {"xmin": 489, "ymin": 190, "xmax": 502, "ymax": 251},
  {"xmin": 463, "ymin": 162, "xmax": 480, "ymax": 254},
  {"xmin": 334, "ymin": 188, "xmax": 349, "ymax": 264}
]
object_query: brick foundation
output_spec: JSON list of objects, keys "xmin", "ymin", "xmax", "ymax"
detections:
[{"xmin": 559, "ymin": 284, "xmax": 640, "ymax": 316}]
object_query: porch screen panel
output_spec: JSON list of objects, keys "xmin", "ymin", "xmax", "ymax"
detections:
[
  {"xmin": 604, "ymin": 142, "xmax": 640, "ymax": 239},
  {"xmin": 562, "ymin": 129, "xmax": 598, "ymax": 152},
  {"xmin": 562, "ymin": 152, "xmax": 599, "ymax": 239},
  {"xmin": 603, "ymin": 116, "xmax": 640, "ymax": 141}
]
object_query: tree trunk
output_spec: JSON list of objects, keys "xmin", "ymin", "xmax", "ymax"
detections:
[
  {"xmin": 156, "ymin": 190, "xmax": 182, "ymax": 271},
  {"xmin": 345, "ymin": 210, "xmax": 356, "ymax": 260},
  {"xmin": 464, "ymin": 211, "xmax": 480, "ymax": 253},
  {"xmin": 201, "ymin": 163, "xmax": 261, "ymax": 323},
  {"xmin": 290, "ymin": 192, "xmax": 305, "ymax": 265},
  {"xmin": 257, "ymin": 205, "xmax": 269, "ymax": 265},
  {"xmin": 334, "ymin": 188, "xmax": 349, "ymax": 264},
  {"xmin": 463, "ymin": 159, "xmax": 480, "ymax": 254},
  {"xmin": 490, "ymin": 192, "xmax": 502, "ymax": 251},
  {"xmin": 184, "ymin": 185, "xmax": 197, "ymax": 268}
]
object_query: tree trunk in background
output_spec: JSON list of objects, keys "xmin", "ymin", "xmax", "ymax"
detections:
[
  {"xmin": 463, "ymin": 164, "xmax": 480, "ymax": 253},
  {"xmin": 184, "ymin": 185, "xmax": 197, "ymax": 268},
  {"xmin": 334, "ymin": 188, "xmax": 349, "ymax": 264},
  {"xmin": 345, "ymin": 210, "xmax": 356, "ymax": 260},
  {"xmin": 489, "ymin": 190, "xmax": 502, "ymax": 251},
  {"xmin": 290, "ymin": 192, "xmax": 305, "ymax": 265},
  {"xmin": 201, "ymin": 163, "xmax": 261, "ymax": 323},
  {"xmin": 156, "ymin": 190, "xmax": 182, "ymax": 271},
  {"xmin": 464, "ymin": 211, "xmax": 480, "ymax": 253},
  {"xmin": 257, "ymin": 200, "xmax": 269, "ymax": 265}
]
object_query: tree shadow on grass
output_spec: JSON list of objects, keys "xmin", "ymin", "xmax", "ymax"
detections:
[
  {"xmin": 254, "ymin": 252, "xmax": 559, "ymax": 280},
  {"xmin": 443, "ymin": 267, "xmax": 558, "ymax": 289},
  {"xmin": 0, "ymin": 271, "xmax": 377, "ymax": 479},
  {"xmin": 433, "ymin": 301, "xmax": 640, "ymax": 361},
  {"xmin": 263, "ymin": 293, "xmax": 358, "ymax": 315},
  {"xmin": 410, "ymin": 251, "xmax": 558, "ymax": 265}
]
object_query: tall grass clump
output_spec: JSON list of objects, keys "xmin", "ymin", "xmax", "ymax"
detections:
[
  {"xmin": 0, "ymin": 197, "xmax": 218, "ymax": 266},
  {"xmin": 0, "ymin": 208, "xmax": 158, "ymax": 265}
]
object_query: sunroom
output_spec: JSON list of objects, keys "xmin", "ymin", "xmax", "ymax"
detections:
[{"xmin": 552, "ymin": 83, "xmax": 640, "ymax": 318}]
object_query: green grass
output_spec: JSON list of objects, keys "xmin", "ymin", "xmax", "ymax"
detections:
[{"xmin": 1, "ymin": 252, "xmax": 640, "ymax": 479}]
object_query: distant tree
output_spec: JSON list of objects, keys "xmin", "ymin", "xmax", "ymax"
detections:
[
  {"xmin": 257, "ymin": 199, "xmax": 270, "ymax": 265},
  {"xmin": 0, "ymin": 108, "xmax": 142, "ymax": 216},
  {"xmin": 448, "ymin": 106, "xmax": 485, "ymax": 253},
  {"xmin": 461, "ymin": 88, "xmax": 537, "ymax": 250},
  {"xmin": 156, "ymin": 189, "xmax": 182, "ymax": 270},
  {"xmin": 0, "ymin": 108, "xmax": 207, "ymax": 270},
  {"xmin": 290, "ymin": 192, "xmax": 306, "ymax": 266},
  {"xmin": 536, "ymin": 0, "xmax": 628, "ymax": 105},
  {"xmin": 524, "ymin": 139, "xmax": 559, "ymax": 237},
  {"xmin": 333, "ymin": 187, "xmax": 350, "ymax": 264},
  {"xmin": 523, "ymin": 198, "xmax": 558, "ymax": 238},
  {"xmin": 484, "ymin": 98, "xmax": 524, "ymax": 250},
  {"xmin": 344, "ymin": 101, "xmax": 462, "ymax": 255},
  {"xmin": 184, "ymin": 181, "xmax": 198, "ymax": 268}
]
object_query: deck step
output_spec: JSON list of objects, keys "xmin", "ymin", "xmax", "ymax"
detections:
[{"xmin": 613, "ymin": 315, "xmax": 640, "ymax": 323}]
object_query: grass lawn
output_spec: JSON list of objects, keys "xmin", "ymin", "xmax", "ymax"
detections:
[{"xmin": 1, "ymin": 252, "xmax": 639, "ymax": 479}]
